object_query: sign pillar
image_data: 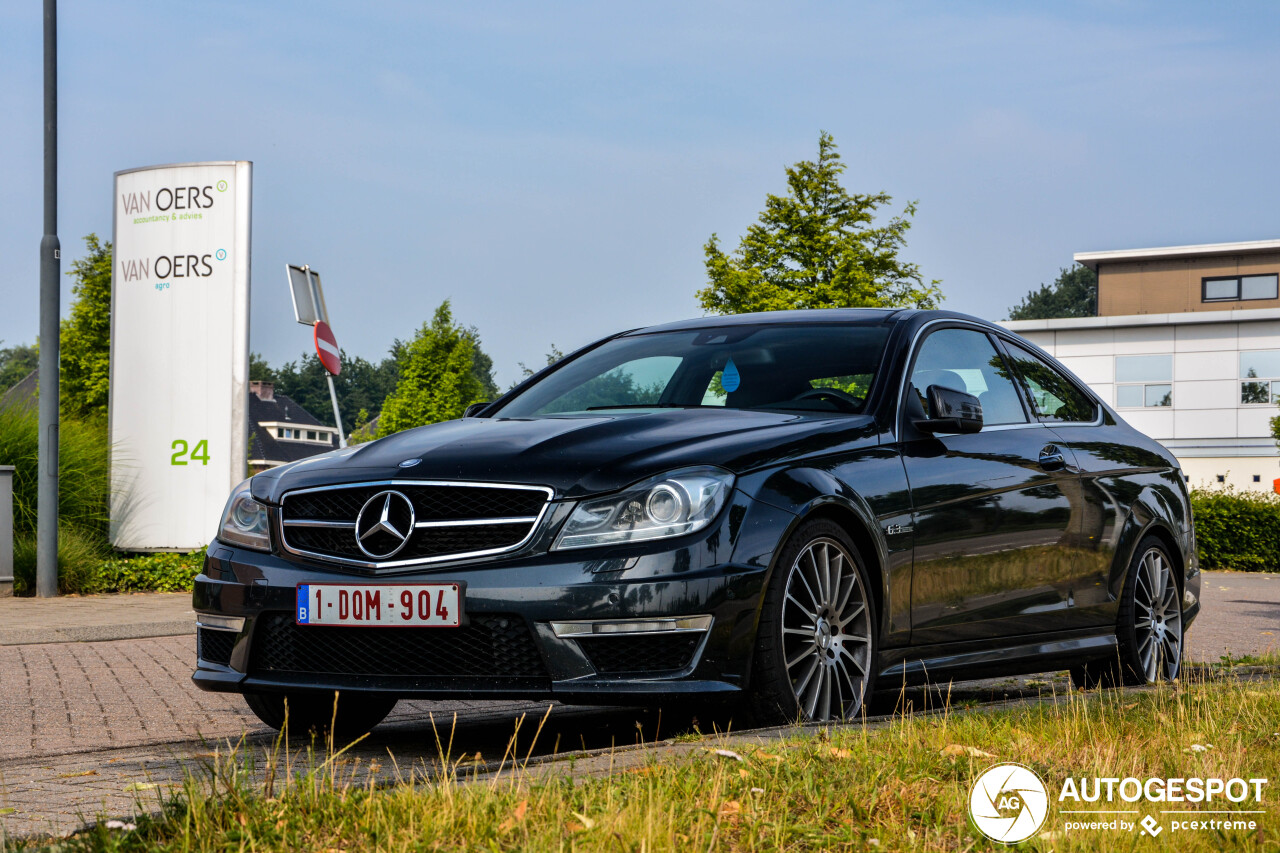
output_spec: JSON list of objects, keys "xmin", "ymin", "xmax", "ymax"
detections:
[{"xmin": 109, "ymin": 161, "xmax": 252, "ymax": 550}]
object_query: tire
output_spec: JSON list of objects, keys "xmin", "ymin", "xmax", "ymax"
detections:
[
  {"xmin": 750, "ymin": 519, "xmax": 877, "ymax": 724},
  {"xmin": 1070, "ymin": 536, "xmax": 1183, "ymax": 689},
  {"xmin": 243, "ymin": 691, "xmax": 398, "ymax": 739}
]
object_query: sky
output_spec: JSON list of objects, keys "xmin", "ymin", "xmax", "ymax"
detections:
[{"xmin": 4, "ymin": 1, "xmax": 1280, "ymax": 390}]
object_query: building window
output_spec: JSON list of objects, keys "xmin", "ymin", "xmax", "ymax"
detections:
[
  {"xmin": 1217, "ymin": 475, "xmax": 1226, "ymax": 483},
  {"xmin": 1114, "ymin": 354, "xmax": 1172, "ymax": 408},
  {"xmin": 1239, "ymin": 350, "xmax": 1280, "ymax": 404},
  {"xmin": 307, "ymin": 430, "xmax": 317, "ymax": 440},
  {"xmin": 1254, "ymin": 475, "xmax": 1262, "ymax": 483},
  {"xmin": 1202, "ymin": 274, "xmax": 1278, "ymax": 303}
]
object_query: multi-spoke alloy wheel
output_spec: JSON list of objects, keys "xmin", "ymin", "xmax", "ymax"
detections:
[
  {"xmin": 1070, "ymin": 535, "xmax": 1183, "ymax": 689},
  {"xmin": 1133, "ymin": 547, "xmax": 1182, "ymax": 681},
  {"xmin": 751, "ymin": 520, "xmax": 877, "ymax": 724}
]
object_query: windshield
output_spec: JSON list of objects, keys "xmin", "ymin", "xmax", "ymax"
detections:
[{"xmin": 494, "ymin": 324, "xmax": 892, "ymax": 418}]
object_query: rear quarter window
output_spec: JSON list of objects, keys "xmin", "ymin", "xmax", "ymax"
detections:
[{"xmin": 1002, "ymin": 341, "xmax": 1097, "ymax": 423}]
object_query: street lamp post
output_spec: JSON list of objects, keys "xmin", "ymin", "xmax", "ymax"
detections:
[{"xmin": 37, "ymin": 0, "xmax": 60, "ymax": 598}]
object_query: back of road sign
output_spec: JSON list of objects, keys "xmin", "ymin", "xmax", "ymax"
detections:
[{"xmin": 287, "ymin": 264, "xmax": 328, "ymax": 326}]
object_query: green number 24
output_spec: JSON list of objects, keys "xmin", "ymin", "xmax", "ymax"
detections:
[{"xmin": 171, "ymin": 439, "xmax": 210, "ymax": 466}]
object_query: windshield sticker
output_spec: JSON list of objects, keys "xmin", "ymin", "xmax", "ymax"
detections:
[{"xmin": 722, "ymin": 358, "xmax": 741, "ymax": 392}]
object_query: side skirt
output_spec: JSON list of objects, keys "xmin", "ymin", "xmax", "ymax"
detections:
[{"xmin": 876, "ymin": 630, "xmax": 1117, "ymax": 687}]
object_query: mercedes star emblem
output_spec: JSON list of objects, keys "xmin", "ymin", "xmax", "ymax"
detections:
[{"xmin": 354, "ymin": 490, "xmax": 416, "ymax": 559}]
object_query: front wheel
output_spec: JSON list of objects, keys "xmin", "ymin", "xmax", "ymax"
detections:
[
  {"xmin": 243, "ymin": 690, "xmax": 397, "ymax": 739},
  {"xmin": 1071, "ymin": 536, "xmax": 1183, "ymax": 689},
  {"xmin": 750, "ymin": 519, "xmax": 877, "ymax": 724}
]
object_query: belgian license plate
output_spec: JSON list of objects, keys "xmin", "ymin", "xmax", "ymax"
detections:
[{"xmin": 296, "ymin": 583, "xmax": 462, "ymax": 627}]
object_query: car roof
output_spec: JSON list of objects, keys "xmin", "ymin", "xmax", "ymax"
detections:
[{"xmin": 623, "ymin": 308, "xmax": 997, "ymax": 336}]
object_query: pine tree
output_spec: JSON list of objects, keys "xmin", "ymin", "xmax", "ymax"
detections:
[
  {"xmin": 376, "ymin": 301, "xmax": 497, "ymax": 436},
  {"xmin": 698, "ymin": 132, "xmax": 941, "ymax": 315}
]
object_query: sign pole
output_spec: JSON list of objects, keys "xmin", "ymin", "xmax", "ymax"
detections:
[
  {"xmin": 326, "ymin": 374, "xmax": 347, "ymax": 448},
  {"xmin": 304, "ymin": 266, "xmax": 345, "ymax": 447},
  {"xmin": 36, "ymin": 0, "xmax": 60, "ymax": 598}
]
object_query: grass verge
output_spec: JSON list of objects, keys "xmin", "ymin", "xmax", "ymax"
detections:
[{"xmin": 21, "ymin": 671, "xmax": 1279, "ymax": 852}]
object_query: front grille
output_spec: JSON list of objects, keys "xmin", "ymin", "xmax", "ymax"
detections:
[
  {"xmin": 576, "ymin": 633, "xmax": 701, "ymax": 674},
  {"xmin": 287, "ymin": 485, "xmax": 546, "ymax": 522},
  {"xmin": 280, "ymin": 481, "xmax": 551, "ymax": 567},
  {"xmin": 285, "ymin": 522, "xmax": 535, "ymax": 562},
  {"xmin": 198, "ymin": 628, "xmax": 236, "ymax": 666},
  {"xmin": 249, "ymin": 612, "xmax": 548, "ymax": 680}
]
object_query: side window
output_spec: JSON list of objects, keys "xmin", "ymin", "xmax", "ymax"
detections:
[
  {"xmin": 909, "ymin": 328, "xmax": 1028, "ymax": 425},
  {"xmin": 1002, "ymin": 341, "xmax": 1098, "ymax": 423}
]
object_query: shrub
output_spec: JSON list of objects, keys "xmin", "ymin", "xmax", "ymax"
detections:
[
  {"xmin": 13, "ymin": 537, "xmax": 205, "ymax": 595},
  {"xmin": 12, "ymin": 527, "xmax": 110, "ymax": 595},
  {"xmin": 1189, "ymin": 487, "xmax": 1280, "ymax": 572},
  {"xmin": 0, "ymin": 403, "xmax": 110, "ymax": 539},
  {"xmin": 1, "ymin": 402, "xmax": 115, "ymax": 593},
  {"xmin": 91, "ymin": 547, "xmax": 206, "ymax": 593}
]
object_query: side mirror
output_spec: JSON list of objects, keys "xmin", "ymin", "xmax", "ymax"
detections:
[
  {"xmin": 914, "ymin": 385, "xmax": 983, "ymax": 434},
  {"xmin": 462, "ymin": 402, "xmax": 490, "ymax": 418}
]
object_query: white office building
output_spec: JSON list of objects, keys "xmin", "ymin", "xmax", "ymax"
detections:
[{"xmin": 1002, "ymin": 240, "xmax": 1280, "ymax": 492}]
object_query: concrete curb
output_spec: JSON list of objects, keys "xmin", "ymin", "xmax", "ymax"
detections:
[{"xmin": 0, "ymin": 619, "xmax": 195, "ymax": 646}]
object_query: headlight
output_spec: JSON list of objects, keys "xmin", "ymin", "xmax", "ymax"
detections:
[
  {"xmin": 553, "ymin": 466, "xmax": 734, "ymax": 550},
  {"xmin": 217, "ymin": 478, "xmax": 271, "ymax": 551}
]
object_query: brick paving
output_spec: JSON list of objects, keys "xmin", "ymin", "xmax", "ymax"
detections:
[
  {"xmin": 0, "ymin": 636, "xmax": 256, "ymax": 762},
  {"xmin": 0, "ymin": 632, "xmax": 586, "ymax": 840},
  {"xmin": 0, "ymin": 571, "xmax": 1275, "ymax": 842}
]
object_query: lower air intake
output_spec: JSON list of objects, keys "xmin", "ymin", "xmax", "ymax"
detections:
[
  {"xmin": 249, "ymin": 612, "xmax": 548, "ymax": 680},
  {"xmin": 197, "ymin": 628, "xmax": 236, "ymax": 666},
  {"xmin": 575, "ymin": 633, "xmax": 701, "ymax": 674}
]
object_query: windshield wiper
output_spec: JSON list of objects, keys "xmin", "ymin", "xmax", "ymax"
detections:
[{"xmin": 585, "ymin": 403, "xmax": 710, "ymax": 411}]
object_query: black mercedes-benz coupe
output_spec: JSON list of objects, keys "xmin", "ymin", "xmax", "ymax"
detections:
[{"xmin": 194, "ymin": 309, "xmax": 1200, "ymax": 733}]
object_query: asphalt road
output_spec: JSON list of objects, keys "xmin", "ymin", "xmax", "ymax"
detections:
[
  {"xmin": 0, "ymin": 570, "xmax": 1275, "ymax": 839},
  {"xmin": 1185, "ymin": 571, "xmax": 1279, "ymax": 661}
]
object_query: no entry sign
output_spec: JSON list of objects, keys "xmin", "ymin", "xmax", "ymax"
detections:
[{"xmin": 314, "ymin": 321, "xmax": 341, "ymax": 376}]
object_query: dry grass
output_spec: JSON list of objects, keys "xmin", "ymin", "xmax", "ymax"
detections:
[{"xmin": 25, "ymin": 672, "xmax": 1280, "ymax": 852}]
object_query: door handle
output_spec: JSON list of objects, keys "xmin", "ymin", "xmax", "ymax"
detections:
[{"xmin": 1039, "ymin": 445, "xmax": 1066, "ymax": 472}]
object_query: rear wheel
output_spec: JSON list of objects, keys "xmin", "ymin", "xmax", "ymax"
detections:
[
  {"xmin": 243, "ymin": 691, "xmax": 397, "ymax": 739},
  {"xmin": 751, "ymin": 519, "xmax": 877, "ymax": 724},
  {"xmin": 1071, "ymin": 536, "xmax": 1183, "ymax": 689}
]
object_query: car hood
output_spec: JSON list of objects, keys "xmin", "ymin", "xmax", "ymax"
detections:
[{"xmin": 251, "ymin": 409, "xmax": 879, "ymax": 503}]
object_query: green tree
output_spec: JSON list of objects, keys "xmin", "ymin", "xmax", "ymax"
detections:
[
  {"xmin": 60, "ymin": 235, "xmax": 113, "ymax": 419},
  {"xmin": 512, "ymin": 344, "xmax": 565, "ymax": 389},
  {"xmin": 376, "ymin": 301, "xmax": 498, "ymax": 436},
  {"xmin": 0, "ymin": 341, "xmax": 39, "ymax": 393},
  {"xmin": 249, "ymin": 352, "xmax": 280, "ymax": 385},
  {"xmin": 697, "ymin": 132, "xmax": 941, "ymax": 315},
  {"xmin": 1269, "ymin": 397, "xmax": 1280, "ymax": 453},
  {"xmin": 255, "ymin": 349, "xmax": 399, "ymax": 435},
  {"xmin": 1008, "ymin": 265, "xmax": 1098, "ymax": 320}
]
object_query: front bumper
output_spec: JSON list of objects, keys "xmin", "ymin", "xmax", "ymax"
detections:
[{"xmin": 192, "ymin": 491, "xmax": 797, "ymax": 703}]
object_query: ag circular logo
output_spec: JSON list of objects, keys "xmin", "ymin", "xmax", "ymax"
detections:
[
  {"xmin": 969, "ymin": 763, "xmax": 1049, "ymax": 844},
  {"xmin": 354, "ymin": 490, "xmax": 415, "ymax": 559},
  {"xmin": 216, "ymin": 180, "xmax": 228, "ymax": 192}
]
